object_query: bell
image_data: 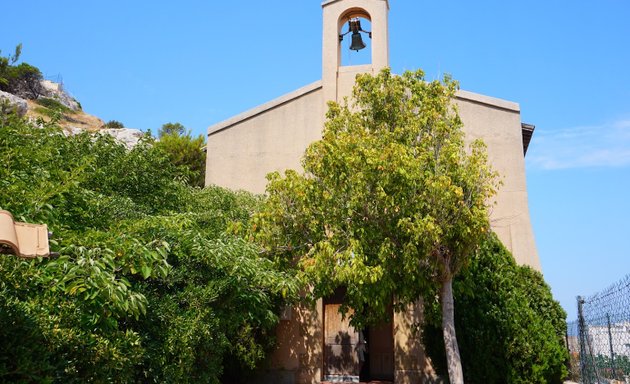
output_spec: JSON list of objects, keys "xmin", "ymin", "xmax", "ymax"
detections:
[{"xmin": 350, "ymin": 31, "xmax": 366, "ymax": 51}]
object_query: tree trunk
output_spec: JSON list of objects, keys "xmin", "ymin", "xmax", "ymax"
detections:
[{"xmin": 441, "ymin": 277, "xmax": 464, "ymax": 384}]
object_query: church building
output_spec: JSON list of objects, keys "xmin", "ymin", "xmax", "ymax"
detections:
[{"xmin": 205, "ymin": 1, "xmax": 540, "ymax": 383}]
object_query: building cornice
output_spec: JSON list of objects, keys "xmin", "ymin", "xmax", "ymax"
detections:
[
  {"xmin": 455, "ymin": 89, "xmax": 520, "ymax": 113},
  {"xmin": 322, "ymin": 0, "xmax": 389, "ymax": 9},
  {"xmin": 207, "ymin": 81, "xmax": 521, "ymax": 137},
  {"xmin": 208, "ymin": 81, "xmax": 323, "ymax": 136}
]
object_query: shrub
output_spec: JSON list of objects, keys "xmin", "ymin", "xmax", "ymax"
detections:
[
  {"xmin": 0, "ymin": 45, "xmax": 44, "ymax": 100},
  {"xmin": 7, "ymin": 62, "xmax": 43, "ymax": 99},
  {"xmin": 423, "ymin": 234, "xmax": 568, "ymax": 384},
  {"xmin": 103, "ymin": 120, "xmax": 124, "ymax": 128},
  {"xmin": 34, "ymin": 98, "xmax": 74, "ymax": 120},
  {"xmin": 33, "ymin": 106, "xmax": 60, "ymax": 119},
  {"xmin": 0, "ymin": 112, "xmax": 296, "ymax": 383},
  {"xmin": 154, "ymin": 125, "xmax": 206, "ymax": 188},
  {"xmin": 36, "ymin": 97, "xmax": 72, "ymax": 113}
]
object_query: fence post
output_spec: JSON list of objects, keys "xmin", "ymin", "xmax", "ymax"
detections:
[
  {"xmin": 607, "ymin": 313, "xmax": 616, "ymax": 380},
  {"xmin": 578, "ymin": 296, "xmax": 590, "ymax": 384}
]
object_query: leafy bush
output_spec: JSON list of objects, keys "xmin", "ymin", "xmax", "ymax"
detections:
[
  {"xmin": 103, "ymin": 119, "xmax": 124, "ymax": 128},
  {"xmin": 6, "ymin": 62, "xmax": 43, "ymax": 99},
  {"xmin": 423, "ymin": 234, "xmax": 568, "ymax": 384},
  {"xmin": 154, "ymin": 123, "xmax": 206, "ymax": 188},
  {"xmin": 0, "ymin": 110, "xmax": 296, "ymax": 383},
  {"xmin": 0, "ymin": 45, "xmax": 44, "ymax": 100},
  {"xmin": 33, "ymin": 97, "xmax": 74, "ymax": 120},
  {"xmin": 36, "ymin": 97, "xmax": 72, "ymax": 113}
]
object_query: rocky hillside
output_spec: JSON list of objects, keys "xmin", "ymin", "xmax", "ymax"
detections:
[
  {"xmin": 1, "ymin": 80, "xmax": 102, "ymax": 130},
  {"xmin": 1, "ymin": 80, "xmax": 144, "ymax": 148}
]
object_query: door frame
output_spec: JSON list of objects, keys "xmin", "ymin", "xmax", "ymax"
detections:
[{"xmin": 321, "ymin": 288, "xmax": 394, "ymax": 383}]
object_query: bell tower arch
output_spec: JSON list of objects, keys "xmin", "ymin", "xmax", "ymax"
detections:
[{"xmin": 322, "ymin": 0, "xmax": 390, "ymax": 103}]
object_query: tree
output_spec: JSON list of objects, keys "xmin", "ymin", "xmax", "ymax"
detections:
[
  {"xmin": 423, "ymin": 234, "xmax": 568, "ymax": 384},
  {"xmin": 0, "ymin": 44, "xmax": 44, "ymax": 99},
  {"xmin": 155, "ymin": 122, "xmax": 206, "ymax": 188},
  {"xmin": 8, "ymin": 62, "xmax": 43, "ymax": 99},
  {"xmin": 0, "ymin": 44, "xmax": 21, "ymax": 91},
  {"xmin": 159, "ymin": 122, "xmax": 185, "ymax": 137},
  {"xmin": 253, "ymin": 68, "xmax": 498, "ymax": 383}
]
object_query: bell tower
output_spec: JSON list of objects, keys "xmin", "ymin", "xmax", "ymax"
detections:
[{"xmin": 322, "ymin": 0, "xmax": 390, "ymax": 104}]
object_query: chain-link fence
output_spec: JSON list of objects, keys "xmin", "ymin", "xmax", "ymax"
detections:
[{"xmin": 568, "ymin": 274, "xmax": 630, "ymax": 383}]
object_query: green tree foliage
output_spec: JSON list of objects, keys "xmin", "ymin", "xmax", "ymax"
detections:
[
  {"xmin": 7, "ymin": 62, "xmax": 44, "ymax": 99},
  {"xmin": 252, "ymin": 69, "xmax": 498, "ymax": 382},
  {"xmin": 159, "ymin": 121, "xmax": 185, "ymax": 137},
  {"xmin": 423, "ymin": 234, "xmax": 568, "ymax": 384},
  {"xmin": 155, "ymin": 122, "xmax": 206, "ymax": 188},
  {"xmin": 0, "ymin": 45, "xmax": 44, "ymax": 99},
  {"xmin": 0, "ymin": 44, "xmax": 22, "ymax": 90},
  {"xmin": 0, "ymin": 110, "xmax": 297, "ymax": 383}
]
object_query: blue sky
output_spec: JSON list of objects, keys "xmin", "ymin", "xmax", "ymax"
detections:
[{"xmin": 4, "ymin": 1, "xmax": 630, "ymax": 318}]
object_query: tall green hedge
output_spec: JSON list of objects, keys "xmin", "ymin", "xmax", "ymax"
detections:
[{"xmin": 423, "ymin": 234, "xmax": 568, "ymax": 384}]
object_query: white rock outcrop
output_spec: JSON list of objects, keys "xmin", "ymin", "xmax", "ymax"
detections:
[
  {"xmin": 99, "ymin": 128, "xmax": 145, "ymax": 149},
  {"xmin": 62, "ymin": 127, "xmax": 84, "ymax": 137},
  {"xmin": 63, "ymin": 127, "xmax": 145, "ymax": 149},
  {"xmin": 40, "ymin": 80, "xmax": 81, "ymax": 111},
  {"xmin": 0, "ymin": 90, "xmax": 28, "ymax": 116}
]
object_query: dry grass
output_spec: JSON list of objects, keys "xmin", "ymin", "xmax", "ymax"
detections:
[{"xmin": 25, "ymin": 99, "xmax": 104, "ymax": 132}]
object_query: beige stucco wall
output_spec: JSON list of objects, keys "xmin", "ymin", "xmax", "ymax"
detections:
[
  {"xmin": 205, "ymin": 82, "xmax": 324, "ymax": 194},
  {"xmin": 392, "ymin": 300, "xmax": 441, "ymax": 384},
  {"xmin": 253, "ymin": 301, "xmax": 323, "ymax": 384},
  {"xmin": 455, "ymin": 91, "xmax": 540, "ymax": 270}
]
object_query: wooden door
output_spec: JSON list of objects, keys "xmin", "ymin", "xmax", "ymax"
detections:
[
  {"xmin": 368, "ymin": 322, "xmax": 394, "ymax": 380},
  {"xmin": 324, "ymin": 304, "xmax": 360, "ymax": 382}
]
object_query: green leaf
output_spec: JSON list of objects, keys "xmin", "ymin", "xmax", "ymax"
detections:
[{"xmin": 141, "ymin": 265, "xmax": 152, "ymax": 279}]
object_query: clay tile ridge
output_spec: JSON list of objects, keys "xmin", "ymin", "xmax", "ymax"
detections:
[{"xmin": 0, "ymin": 210, "xmax": 50, "ymax": 258}]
